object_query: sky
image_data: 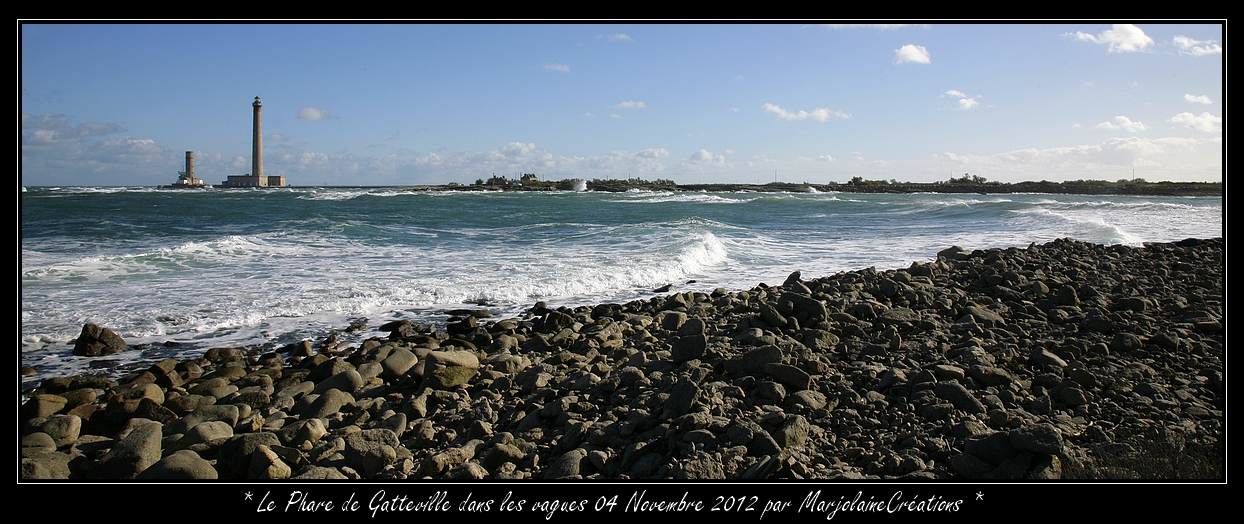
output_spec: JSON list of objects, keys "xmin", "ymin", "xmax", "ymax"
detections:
[{"xmin": 20, "ymin": 23, "xmax": 1224, "ymax": 187}]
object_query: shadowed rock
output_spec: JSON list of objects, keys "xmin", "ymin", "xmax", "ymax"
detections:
[{"xmin": 73, "ymin": 323, "xmax": 127, "ymax": 357}]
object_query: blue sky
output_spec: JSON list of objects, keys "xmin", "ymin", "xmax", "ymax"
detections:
[{"xmin": 20, "ymin": 23, "xmax": 1223, "ymax": 187}]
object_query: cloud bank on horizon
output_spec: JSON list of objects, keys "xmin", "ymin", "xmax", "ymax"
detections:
[{"xmin": 20, "ymin": 23, "xmax": 1222, "ymax": 186}]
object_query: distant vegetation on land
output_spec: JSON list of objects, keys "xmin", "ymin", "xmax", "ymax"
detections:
[{"xmin": 433, "ymin": 173, "xmax": 1221, "ymax": 197}]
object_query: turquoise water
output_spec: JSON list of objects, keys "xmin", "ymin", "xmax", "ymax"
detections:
[{"xmin": 20, "ymin": 186, "xmax": 1223, "ymax": 382}]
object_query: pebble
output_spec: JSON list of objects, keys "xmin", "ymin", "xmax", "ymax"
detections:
[{"xmin": 18, "ymin": 237, "xmax": 1223, "ymax": 480}]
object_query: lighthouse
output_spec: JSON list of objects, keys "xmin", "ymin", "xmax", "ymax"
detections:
[
  {"xmin": 159, "ymin": 150, "xmax": 209, "ymax": 188},
  {"xmin": 221, "ymin": 96, "xmax": 287, "ymax": 187},
  {"xmin": 252, "ymin": 96, "xmax": 264, "ymax": 182}
]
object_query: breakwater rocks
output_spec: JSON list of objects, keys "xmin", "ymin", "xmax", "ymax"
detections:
[{"xmin": 21, "ymin": 238, "xmax": 1223, "ymax": 480}]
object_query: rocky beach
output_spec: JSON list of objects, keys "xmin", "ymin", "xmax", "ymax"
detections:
[{"xmin": 20, "ymin": 237, "xmax": 1224, "ymax": 481}]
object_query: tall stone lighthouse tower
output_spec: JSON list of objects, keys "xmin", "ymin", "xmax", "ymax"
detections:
[
  {"xmin": 220, "ymin": 96, "xmax": 286, "ymax": 187},
  {"xmin": 252, "ymin": 96, "xmax": 265, "ymax": 185}
]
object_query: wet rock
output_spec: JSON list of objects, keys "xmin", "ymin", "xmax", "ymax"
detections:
[{"xmin": 73, "ymin": 323, "xmax": 128, "ymax": 357}]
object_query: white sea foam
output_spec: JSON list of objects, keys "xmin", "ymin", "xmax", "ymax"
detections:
[
  {"xmin": 611, "ymin": 192, "xmax": 756, "ymax": 205},
  {"xmin": 298, "ymin": 189, "xmax": 372, "ymax": 200}
]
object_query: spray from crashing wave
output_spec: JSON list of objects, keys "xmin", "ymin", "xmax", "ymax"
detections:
[{"xmin": 572, "ymin": 179, "xmax": 587, "ymax": 192}]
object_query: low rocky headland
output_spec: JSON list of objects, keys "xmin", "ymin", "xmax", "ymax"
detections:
[{"xmin": 20, "ymin": 237, "xmax": 1224, "ymax": 480}]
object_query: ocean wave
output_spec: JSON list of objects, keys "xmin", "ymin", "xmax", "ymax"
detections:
[
  {"xmin": 1012, "ymin": 208, "xmax": 1144, "ymax": 246},
  {"xmin": 610, "ymin": 192, "xmax": 758, "ymax": 205},
  {"xmin": 297, "ymin": 189, "xmax": 374, "ymax": 201},
  {"xmin": 1052, "ymin": 199, "xmax": 1199, "ymax": 210},
  {"xmin": 32, "ymin": 186, "xmax": 152, "ymax": 195},
  {"xmin": 21, "ymin": 234, "xmax": 301, "ymax": 283},
  {"xmin": 22, "ymin": 189, "xmax": 1223, "ymax": 385}
]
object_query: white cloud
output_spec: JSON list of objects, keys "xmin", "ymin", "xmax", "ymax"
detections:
[
  {"xmin": 1173, "ymin": 35, "xmax": 1222, "ymax": 56},
  {"xmin": 1184, "ymin": 94, "xmax": 1212, "ymax": 105},
  {"xmin": 544, "ymin": 63, "xmax": 570, "ymax": 72},
  {"xmin": 268, "ymin": 133, "xmax": 287, "ymax": 142},
  {"xmin": 942, "ymin": 89, "xmax": 979, "ymax": 109},
  {"xmin": 817, "ymin": 154, "xmax": 836, "ymax": 162},
  {"xmin": 937, "ymin": 136, "xmax": 1208, "ymax": 172},
  {"xmin": 893, "ymin": 44, "xmax": 930, "ymax": 64},
  {"xmin": 499, "ymin": 142, "xmax": 538, "ymax": 157},
  {"xmin": 762, "ymin": 103, "xmax": 849, "ymax": 122},
  {"xmin": 612, "ymin": 101, "xmax": 646, "ymax": 110},
  {"xmin": 582, "ymin": 113, "xmax": 596, "ymax": 118},
  {"xmin": 273, "ymin": 146, "xmax": 335, "ymax": 168},
  {"xmin": 607, "ymin": 34, "xmax": 633, "ymax": 42},
  {"xmin": 724, "ymin": 149, "xmax": 735, "ymax": 155},
  {"xmin": 25, "ymin": 129, "xmax": 58, "ymax": 144},
  {"xmin": 688, "ymin": 149, "xmax": 725, "ymax": 164},
  {"xmin": 99, "ymin": 136, "xmax": 162, "ymax": 154},
  {"xmin": 297, "ymin": 107, "xmax": 332, "ymax": 121},
  {"xmin": 609, "ymin": 114, "xmax": 622, "ymax": 119},
  {"xmin": 1095, "ymin": 116, "xmax": 1149, "ymax": 132},
  {"xmin": 635, "ymin": 148, "xmax": 669, "ymax": 159},
  {"xmin": 1169, "ymin": 112, "xmax": 1221, "ymax": 133},
  {"xmin": 21, "ymin": 112, "xmax": 180, "ymax": 184},
  {"xmin": 1065, "ymin": 24, "xmax": 1154, "ymax": 53}
]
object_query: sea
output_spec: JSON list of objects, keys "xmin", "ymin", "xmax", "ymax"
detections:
[{"xmin": 19, "ymin": 186, "xmax": 1223, "ymax": 388}]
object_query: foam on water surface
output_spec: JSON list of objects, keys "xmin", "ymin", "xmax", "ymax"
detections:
[{"xmin": 20, "ymin": 187, "xmax": 1222, "ymax": 385}]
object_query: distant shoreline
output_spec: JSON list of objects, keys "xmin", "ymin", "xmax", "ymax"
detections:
[
  {"xmin": 27, "ymin": 180, "xmax": 1222, "ymax": 197},
  {"xmin": 276, "ymin": 179, "xmax": 1223, "ymax": 197}
]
